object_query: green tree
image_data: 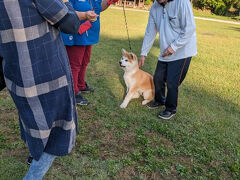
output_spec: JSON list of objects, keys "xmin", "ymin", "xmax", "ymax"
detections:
[
  {"xmin": 233, "ymin": 0, "xmax": 240, "ymax": 14},
  {"xmin": 144, "ymin": 0, "xmax": 151, "ymax": 5},
  {"xmin": 193, "ymin": 0, "xmax": 240, "ymax": 15}
]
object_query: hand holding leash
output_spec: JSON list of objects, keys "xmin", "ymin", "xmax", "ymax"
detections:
[
  {"xmin": 85, "ymin": 11, "xmax": 98, "ymax": 22},
  {"xmin": 76, "ymin": 11, "xmax": 98, "ymax": 21}
]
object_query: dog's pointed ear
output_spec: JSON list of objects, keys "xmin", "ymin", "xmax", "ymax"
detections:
[
  {"xmin": 122, "ymin": 49, "xmax": 127, "ymax": 55},
  {"xmin": 130, "ymin": 53, "xmax": 136, "ymax": 60}
]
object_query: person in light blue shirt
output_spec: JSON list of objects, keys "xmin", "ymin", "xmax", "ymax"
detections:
[
  {"xmin": 139, "ymin": 0, "xmax": 197, "ymax": 120},
  {"xmin": 61, "ymin": 0, "xmax": 118, "ymax": 105}
]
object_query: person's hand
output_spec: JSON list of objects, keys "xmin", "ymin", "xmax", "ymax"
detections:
[
  {"xmin": 85, "ymin": 11, "xmax": 98, "ymax": 22},
  {"xmin": 62, "ymin": 0, "xmax": 69, "ymax": 3},
  {"xmin": 162, "ymin": 46, "xmax": 175, "ymax": 57},
  {"xmin": 107, "ymin": 0, "xmax": 119, "ymax": 5},
  {"xmin": 139, "ymin": 56, "xmax": 146, "ymax": 67}
]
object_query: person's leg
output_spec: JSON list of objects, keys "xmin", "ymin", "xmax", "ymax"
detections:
[
  {"xmin": 165, "ymin": 57, "xmax": 192, "ymax": 113},
  {"xmin": 147, "ymin": 60, "xmax": 167, "ymax": 109},
  {"xmin": 78, "ymin": 45, "xmax": 92, "ymax": 91},
  {"xmin": 66, "ymin": 46, "xmax": 86, "ymax": 94},
  {"xmin": 154, "ymin": 61, "xmax": 167, "ymax": 104},
  {"xmin": 147, "ymin": 61, "xmax": 167, "ymax": 108},
  {"xmin": 67, "ymin": 46, "xmax": 90, "ymax": 105},
  {"xmin": 178, "ymin": 57, "xmax": 192, "ymax": 86},
  {"xmin": 23, "ymin": 152, "xmax": 56, "ymax": 180}
]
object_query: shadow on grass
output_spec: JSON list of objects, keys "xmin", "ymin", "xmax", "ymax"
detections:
[
  {"xmin": 0, "ymin": 34, "xmax": 240, "ymax": 179},
  {"xmin": 85, "ymin": 34, "xmax": 240, "ymax": 179},
  {"xmin": 91, "ymin": 34, "xmax": 240, "ymax": 112},
  {"xmin": 90, "ymin": 34, "xmax": 240, "ymax": 152},
  {"xmin": 227, "ymin": 26, "xmax": 240, "ymax": 32},
  {"xmin": 90, "ymin": 35, "xmax": 240, "ymax": 177}
]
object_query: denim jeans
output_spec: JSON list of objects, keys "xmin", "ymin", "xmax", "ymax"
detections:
[{"xmin": 23, "ymin": 152, "xmax": 56, "ymax": 180}]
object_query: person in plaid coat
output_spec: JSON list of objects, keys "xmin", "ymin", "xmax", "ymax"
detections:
[{"xmin": 0, "ymin": 0, "xmax": 97, "ymax": 178}]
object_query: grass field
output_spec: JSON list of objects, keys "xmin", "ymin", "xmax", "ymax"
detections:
[
  {"xmin": 111, "ymin": 5, "xmax": 240, "ymax": 22},
  {"xmin": 0, "ymin": 9, "xmax": 240, "ymax": 180},
  {"xmin": 193, "ymin": 9, "xmax": 240, "ymax": 22}
]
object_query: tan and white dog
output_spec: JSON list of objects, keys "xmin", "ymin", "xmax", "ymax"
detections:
[{"xmin": 119, "ymin": 49, "xmax": 155, "ymax": 108}]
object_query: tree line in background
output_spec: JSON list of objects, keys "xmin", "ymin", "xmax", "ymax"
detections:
[{"xmin": 192, "ymin": 0, "xmax": 240, "ymax": 15}]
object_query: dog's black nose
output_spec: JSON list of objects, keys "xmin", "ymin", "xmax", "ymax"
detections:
[{"xmin": 119, "ymin": 61, "xmax": 122, "ymax": 65}]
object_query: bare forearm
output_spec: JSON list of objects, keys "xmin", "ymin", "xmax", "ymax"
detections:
[
  {"xmin": 62, "ymin": 0, "xmax": 98, "ymax": 21},
  {"xmin": 61, "ymin": 0, "xmax": 87, "ymax": 20},
  {"xmin": 77, "ymin": 11, "xmax": 98, "ymax": 21},
  {"xmin": 76, "ymin": 12, "xmax": 87, "ymax": 20}
]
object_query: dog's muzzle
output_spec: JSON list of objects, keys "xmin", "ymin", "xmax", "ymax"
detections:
[{"xmin": 119, "ymin": 61, "xmax": 125, "ymax": 68}]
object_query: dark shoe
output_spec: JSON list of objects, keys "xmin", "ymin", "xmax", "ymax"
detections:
[
  {"xmin": 27, "ymin": 156, "xmax": 33, "ymax": 165},
  {"xmin": 158, "ymin": 110, "xmax": 176, "ymax": 120},
  {"xmin": 147, "ymin": 101, "xmax": 164, "ymax": 109},
  {"xmin": 79, "ymin": 83, "xmax": 94, "ymax": 93},
  {"xmin": 75, "ymin": 93, "xmax": 90, "ymax": 106}
]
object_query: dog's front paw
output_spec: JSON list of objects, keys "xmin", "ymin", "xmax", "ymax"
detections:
[{"xmin": 120, "ymin": 103, "xmax": 127, "ymax": 109}]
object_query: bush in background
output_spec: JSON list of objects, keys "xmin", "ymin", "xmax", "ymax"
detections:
[{"xmin": 193, "ymin": 0, "xmax": 240, "ymax": 16}]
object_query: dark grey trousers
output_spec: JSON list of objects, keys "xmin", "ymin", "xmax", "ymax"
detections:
[{"xmin": 153, "ymin": 57, "xmax": 192, "ymax": 112}]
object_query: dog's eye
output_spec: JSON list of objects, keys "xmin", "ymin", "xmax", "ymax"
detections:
[{"xmin": 125, "ymin": 60, "xmax": 128, "ymax": 62}]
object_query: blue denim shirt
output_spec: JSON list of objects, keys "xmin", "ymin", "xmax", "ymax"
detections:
[{"xmin": 61, "ymin": 0, "xmax": 102, "ymax": 46}]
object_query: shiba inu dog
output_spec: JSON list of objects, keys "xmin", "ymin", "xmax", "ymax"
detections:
[{"xmin": 119, "ymin": 49, "xmax": 155, "ymax": 108}]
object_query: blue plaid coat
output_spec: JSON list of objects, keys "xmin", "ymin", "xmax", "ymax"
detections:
[{"xmin": 0, "ymin": 0, "xmax": 78, "ymax": 160}]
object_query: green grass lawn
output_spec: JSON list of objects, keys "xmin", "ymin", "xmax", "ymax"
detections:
[
  {"xmin": 193, "ymin": 9, "xmax": 240, "ymax": 22},
  {"xmin": 112, "ymin": 5, "xmax": 240, "ymax": 22},
  {"xmin": 0, "ymin": 9, "xmax": 240, "ymax": 180}
]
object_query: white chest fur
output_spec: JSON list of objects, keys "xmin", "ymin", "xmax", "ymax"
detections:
[{"xmin": 124, "ymin": 72, "xmax": 136, "ymax": 90}]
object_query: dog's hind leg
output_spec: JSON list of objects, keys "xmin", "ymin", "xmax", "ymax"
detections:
[
  {"xmin": 132, "ymin": 91, "xmax": 140, "ymax": 99},
  {"xmin": 142, "ymin": 90, "xmax": 153, "ymax": 105},
  {"xmin": 142, "ymin": 99, "xmax": 151, "ymax": 105}
]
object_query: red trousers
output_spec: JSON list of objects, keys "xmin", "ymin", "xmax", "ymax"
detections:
[{"xmin": 66, "ymin": 45, "xmax": 92, "ymax": 94}]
